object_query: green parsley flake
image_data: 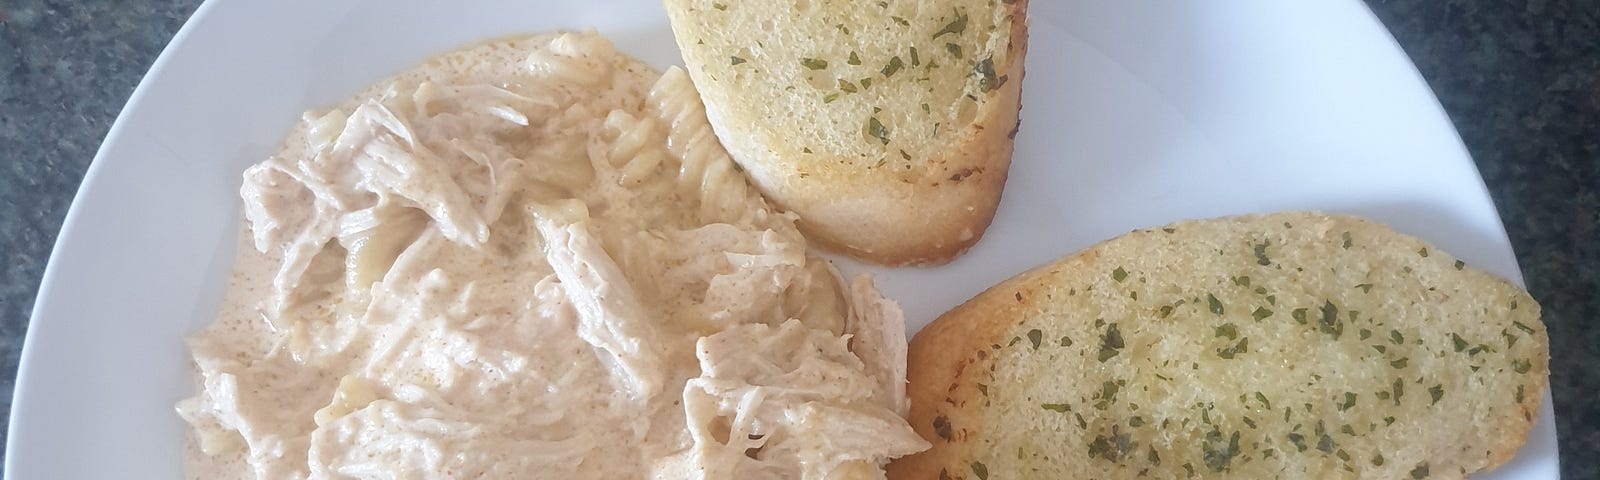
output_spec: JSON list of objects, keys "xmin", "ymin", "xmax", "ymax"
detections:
[
  {"xmin": 1098, "ymin": 323, "xmax": 1125, "ymax": 362},
  {"xmin": 1319, "ymin": 300, "xmax": 1343, "ymax": 338},
  {"xmin": 1089, "ymin": 430, "xmax": 1135, "ymax": 461},
  {"xmin": 1202, "ymin": 430, "xmax": 1241, "ymax": 472},
  {"xmin": 1094, "ymin": 381, "xmax": 1120, "ymax": 410},
  {"xmin": 866, "ymin": 117, "xmax": 889, "ymax": 144},
  {"xmin": 881, "ymin": 56, "xmax": 904, "ymax": 77},
  {"xmin": 1287, "ymin": 432, "xmax": 1308, "ymax": 452},
  {"xmin": 975, "ymin": 56, "xmax": 1000, "ymax": 92},
  {"xmin": 945, "ymin": 42, "xmax": 962, "ymax": 58},
  {"xmin": 933, "ymin": 9, "xmax": 969, "ymax": 39},
  {"xmin": 1252, "ymin": 307, "xmax": 1272, "ymax": 321},
  {"xmin": 1217, "ymin": 338, "xmax": 1248, "ymax": 359}
]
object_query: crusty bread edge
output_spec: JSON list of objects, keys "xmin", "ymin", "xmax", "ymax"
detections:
[
  {"xmin": 801, "ymin": 0, "xmax": 1029, "ymax": 266},
  {"xmin": 668, "ymin": 0, "xmax": 1030, "ymax": 266},
  {"xmin": 1487, "ymin": 296, "xmax": 1548, "ymax": 471},
  {"xmin": 797, "ymin": 74, "xmax": 1022, "ymax": 267},
  {"xmin": 888, "ymin": 211, "xmax": 1551, "ymax": 478},
  {"xmin": 887, "ymin": 228, "xmax": 1097, "ymax": 478}
]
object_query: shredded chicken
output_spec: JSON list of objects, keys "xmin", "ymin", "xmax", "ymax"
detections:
[
  {"xmin": 176, "ymin": 32, "xmax": 927, "ymax": 480},
  {"xmin": 661, "ymin": 320, "xmax": 929, "ymax": 480}
]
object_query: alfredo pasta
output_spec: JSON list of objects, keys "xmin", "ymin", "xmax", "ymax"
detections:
[{"xmin": 176, "ymin": 32, "xmax": 927, "ymax": 479}]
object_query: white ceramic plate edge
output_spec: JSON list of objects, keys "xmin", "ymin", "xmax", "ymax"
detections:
[
  {"xmin": 5, "ymin": 0, "xmax": 227, "ymax": 474},
  {"xmin": 5, "ymin": 0, "xmax": 1561, "ymax": 478}
]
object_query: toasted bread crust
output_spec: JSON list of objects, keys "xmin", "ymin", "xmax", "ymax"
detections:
[
  {"xmin": 796, "ymin": 0, "xmax": 1028, "ymax": 266},
  {"xmin": 667, "ymin": 0, "xmax": 1030, "ymax": 266},
  {"xmin": 890, "ymin": 212, "xmax": 1549, "ymax": 479},
  {"xmin": 887, "ymin": 246, "xmax": 1063, "ymax": 479}
]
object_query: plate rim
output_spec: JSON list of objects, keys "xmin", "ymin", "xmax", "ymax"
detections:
[
  {"xmin": 6, "ymin": 0, "xmax": 228, "ymax": 468},
  {"xmin": 5, "ymin": 0, "xmax": 1559, "ymax": 477}
]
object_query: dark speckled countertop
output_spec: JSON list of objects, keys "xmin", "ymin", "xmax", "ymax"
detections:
[{"xmin": 2, "ymin": 0, "xmax": 1595, "ymax": 476}]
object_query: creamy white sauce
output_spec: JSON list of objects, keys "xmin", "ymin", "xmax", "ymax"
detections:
[{"xmin": 176, "ymin": 32, "xmax": 927, "ymax": 480}]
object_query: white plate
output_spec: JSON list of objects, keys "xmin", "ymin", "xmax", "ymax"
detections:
[{"xmin": 7, "ymin": 0, "xmax": 1560, "ymax": 477}]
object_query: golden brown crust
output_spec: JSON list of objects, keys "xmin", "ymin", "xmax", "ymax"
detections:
[
  {"xmin": 889, "ymin": 212, "xmax": 1550, "ymax": 479},
  {"xmin": 798, "ymin": 0, "xmax": 1030, "ymax": 266},
  {"xmin": 1486, "ymin": 293, "xmax": 1549, "ymax": 470},
  {"xmin": 668, "ymin": 0, "xmax": 1031, "ymax": 267},
  {"xmin": 888, "ymin": 250, "xmax": 1064, "ymax": 478}
]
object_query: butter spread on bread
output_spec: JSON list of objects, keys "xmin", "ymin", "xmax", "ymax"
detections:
[
  {"xmin": 664, "ymin": 0, "xmax": 1030, "ymax": 265},
  {"xmin": 890, "ymin": 212, "xmax": 1549, "ymax": 479}
]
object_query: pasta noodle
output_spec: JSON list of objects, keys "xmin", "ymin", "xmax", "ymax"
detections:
[{"xmin": 177, "ymin": 32, "xmax": 923, "ymax": 480}]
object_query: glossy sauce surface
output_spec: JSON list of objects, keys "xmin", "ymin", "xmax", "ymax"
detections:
[{"xmin": 176, "ymin": 32, "xmax": 925, "ymax": 479}]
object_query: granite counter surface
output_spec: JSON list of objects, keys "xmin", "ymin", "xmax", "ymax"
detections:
[{"xmin": 1, "ymin": 0, "xmax": 1595, "ymax": 476}]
